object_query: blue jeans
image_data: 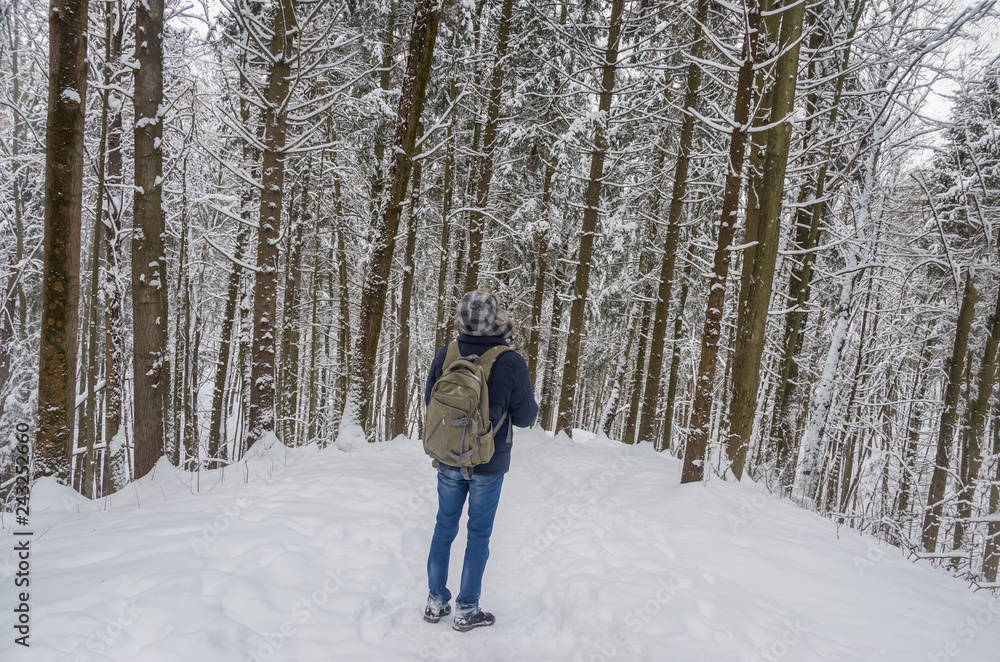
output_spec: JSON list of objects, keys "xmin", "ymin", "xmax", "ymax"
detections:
[{"xmin": 427, "ymin": 467, "xmax": 504, "ymax": 619}]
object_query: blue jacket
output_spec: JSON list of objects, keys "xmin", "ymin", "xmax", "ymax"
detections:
[{"xmin": 425, "ymin": 334, "xmax": 538, "ymax": 475}]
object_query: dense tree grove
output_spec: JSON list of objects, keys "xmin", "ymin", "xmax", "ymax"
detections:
[{"xmin": 5, "ymin": 0, "xmax": 1000, "ymax": 585}]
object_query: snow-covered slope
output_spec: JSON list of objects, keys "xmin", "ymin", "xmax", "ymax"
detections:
[{"xmin": 3, "ymin": 428, "xmax": 999, "ymax": 661}]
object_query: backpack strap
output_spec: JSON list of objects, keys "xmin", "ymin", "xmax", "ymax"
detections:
[
  {"xmin": 442, "ymin": 341, "xmax": 461, "ymax": 372},
  {"xmin": 480, "ymin": 345, "xmax": 512, "ymax": 445},
  {"xmin": 478, "ymin": 345, "xmax": 511, "ymax": 381}
]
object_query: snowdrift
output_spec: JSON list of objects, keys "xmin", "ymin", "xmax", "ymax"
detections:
[{"xmin": 3, "ymin": 428, "xmax": 999, "ymax": 661}]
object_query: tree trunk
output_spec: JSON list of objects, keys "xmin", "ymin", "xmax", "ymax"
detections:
[
  {"xmin": 622, "ymin": 302, "xmax": 653, "ymax": 445},
  {"xmin": 952, "ymin": 283, "xmax": 1000, "ymax": 551},
  {"xmin": 680, "ymin": 0, "xmax": 761, "ymax": 484},
  {"xmin": 922, "ymin": 271, "xmax": 978, "ymax": 553},
  {"xmin": 527, "ymin": 164, "xmax": 555, "ymax": 385},
  {"xmin": 661, "ymin": 266, "xmax": 691, "ymax": 453},
  {"xmin": 602, "ymin": 300, "xmax": 640, "ymax": 436},
  {"xmin": 186, "ymin": 292, "xmax": 201, "ymax": 463},
  {"xmin": 725, "ymin": 0, "xmax": 807, "ymax": 480},
  {"xmin": 247, "ymin": 0, "xmax": 297, "ymax": 448},
  {"xmin": 556, "ymin": 0, "xmax": 625, "ymax": 434},
  {"xmin": 102, "ymin": 2, "xmax": 126, "ymax": 491},
  {"xmin": 208, "ymin": 222, "xmax": 249, "ymax": 460},
  {"xmin": 635, "ymin": 0, "xmax": 709, "ymax": 446},
  {"xmin": 306, "ymin": 148, "xmax": 326, "ymax": 443},
  {"xmin": 172, "ymin": 170, "xmax": 191, "ymax": 466},
  {"xmin": 435, "ymin": 74, "xmax": 458, "ymax": 352},
  {"xmin": 132, "ymin": 0, "xmax": 168, "ymax": 477},
  {"xmin": 464, "ymin": 0, "xmax": 516, "ymax": 291},
  {"xmin": 369, "ymin": 0, "xmax": 396, "ymax": 229},
  {"xmin": 353, "ymin": 0, "xmax": 441, "ymax": 433},
  {"xmin": 736, "ymin": 0, "xmax": 779, "ymax": 334},
  {"xmin": 279, "ymin": 182, "xmax": 306, "ymax": 445},
  {"xmin": 36, "ymin": 0, "xmax": 90, "ymax": 481},
  {"xmin": 540, "ymin": 242, "xmax": 569, "ymax": 430},
  {"xmin": 981, "ymin": 409, "xmax": 1000, "ymax": 582},
  {"xmin": 83, "ymin": 9, "xmax": 118, "ymax": 496},
  {"xmin": 836, "ymin": 284, "xmax": 875, "ymax": 513},
  {"xmin": 897, "ymin": 338, "xmax": 931, "ymax": 524},
  {"xmin": 333, "ymin": 169, "xmax": 351, "ymax": 432},
  {"xmin": 771, "ymin": 0, "xmax": 865, "ymax": 483},
  {"xmin": 392, "ymin": 124, "xmax": 423, "ymax": 439},
  {"xmin": 798, "ymin": 147, "xmax": 884, "ymax": 504}
]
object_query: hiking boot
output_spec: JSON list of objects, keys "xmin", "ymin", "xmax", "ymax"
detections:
[
  {"xmin": 423, "ymin": 603, "xmax": 451, "ymax": 623},
  {"xmin": 453, "ymin": 609, "xmax": 495, "ymax": 632}
]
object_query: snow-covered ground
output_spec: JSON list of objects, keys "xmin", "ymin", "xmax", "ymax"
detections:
[{"xmin": 3, "ymin": 428, "xmax": 1000, "ymax": 661}]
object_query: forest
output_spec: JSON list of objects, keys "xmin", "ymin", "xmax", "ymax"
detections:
[{"xmin": 5, "ymin": 0, "xmax": 1000, "ymax": 588}]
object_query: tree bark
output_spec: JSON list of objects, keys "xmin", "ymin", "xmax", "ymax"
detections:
[
  {"xmin": 635, "ymin": 0, "xmax": 709, "ymax": 446},
  {"xmin": 208, "ymin": 223, "xmax": 249, "ymax": 460},
  {"xmin": 353, "ymin": 0, "xmax": 441, "ymax": 433},
  {"xmin": 464, "ymin": 0, "xmax": 516, "ymax": 291},
  {"xmin": 279, "ymin": 182, "xmax": 306, "ymax": 445},
  {"xmin": 897, "ymin": 338, "xmax": 931, "ymax": 524},
  {"xmin": 527, "ymin": 164, "xmax": 555, "ymax": 385},
  {"xmin": 725, "ymin": 0, "xmax": 808, "ymax": 479},
  {"xmin": 981, "ymin": 409, "xmax": 1000, "ymax": 582},
  {"xmin": 102, "ymin": 2, "xmax": 126, "ymax": 491},
  {"xmin": 207, "ymin": 40, "xmax": 256, "ymax": 460},
  {"xmin": 660, "ymin": 265, "xmax": 691, "ymax": 453},
  {"xmin": 540, "ymin": 242, "xmax": 569, "ymax": 430},
  {"xmin": 793, "ymin": 251, "xmax": 862, "ymax": 503},
  {"xmin": 602, "ymin": 300, "xmax": 639, "ymax": 436},
  {"xmin": 835, "ymin": 283, "xmax": 875, "ymax": 513},
  {"xmin": 132, "ymin": 0, "xmax": 168, "ymax": 477},
  {"xmin": 82, "ymin": 5, "xmax": 118, "ymax": 496},
  {"xmin": 556, "ymin": 0, "xmax": 625, "ymax": 434},
  {"xmin": 680, "ymin": 0, "xmax": 762, "ymax": 484},
  {"xmin": 334, "ymin": 172, "xmax": 351, "ymax": 431},
  {"xmin": 392, "ymin": 124, "xmax": 423, "ymax": 439},
  {"xmin": 435, "ymin": 74, "xmax": 458, "ymax": 352},
  {"xmin": 36, "ymin": 0, "xmax": 90, "ymax": 481},
  {"xmin": 622, "ymin": 301, "xmax": 653, "ymax": 445},
  {"xmin": 922, "ymin": 271, "xmax": 978, "ymax": 553},
  {"xmin": 247, "ymin": 0, "xmax": 297, "ymax": 448},
  {"xmin": 306, "ymin": 148, "xmax": 326, "ymax": 443},
  {"xmin": 369, "ymin": 0, "xmax": 397, "ymax": 229},
  {"xmin": 771, "ymin": 0, "xmax": 865, "ymax": 484},
  {"xmin": 952, "ymin": 282, "xmax": 1000, "ymax": 551},
  {"xmin": 172, "ymin": 170, "xmax": 191, "ymax": 466}
]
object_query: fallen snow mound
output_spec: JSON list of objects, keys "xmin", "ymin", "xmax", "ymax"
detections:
[{"xmin": 3, "ymin": 428, "xmax": 1000, "ymax": 661}]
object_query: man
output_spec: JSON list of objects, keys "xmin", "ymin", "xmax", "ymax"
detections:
[{"xmin": 423, "ymin": 290, "xmax": 539, "ymax": 632}]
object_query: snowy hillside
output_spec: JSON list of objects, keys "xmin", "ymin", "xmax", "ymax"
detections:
[{"xmin": 3, "ymin": 428, "xmax": 1000, "ymax": 661}]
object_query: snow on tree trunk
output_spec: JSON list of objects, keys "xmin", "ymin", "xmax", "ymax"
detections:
[
  {"xmin": 726, "ymin": 0, "xmax": 808, "ymax": 480},
  {"xmin": 921, "ymin": 270, "xmax": 978, "ymax": 553},
  {"xmin": 556, "ymin": 0, "xmax": 625, "ymax": 435},
  {"xmin": 247, "ymin": 0, "xmax": 297, "ymax": 450},
  {"xmin": 635, "ymin": 0, "xmax": 709, "ymax": 447},
  {"xmin": 353, "ymin": 0, "xmax": 441, "ymax": 437},
  {"xmin": 792, "ymin": 250, "xmax": 860, "ymax": 505},
  {"xmin": 680, "ymin": 0, "xmax": 762, "ymax": 484},
  {"xmin": 132, "ymin": 0, "xmax": 169, "ymax": 478},
  {"xmin": 464, "ymin": 0, "xmax": 516, "ymax": 292}
]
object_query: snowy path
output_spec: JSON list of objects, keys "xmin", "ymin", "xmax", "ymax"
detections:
[{"xmin": 3, "ymin": 429, "xmax": 1000, "ymax": 661}]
